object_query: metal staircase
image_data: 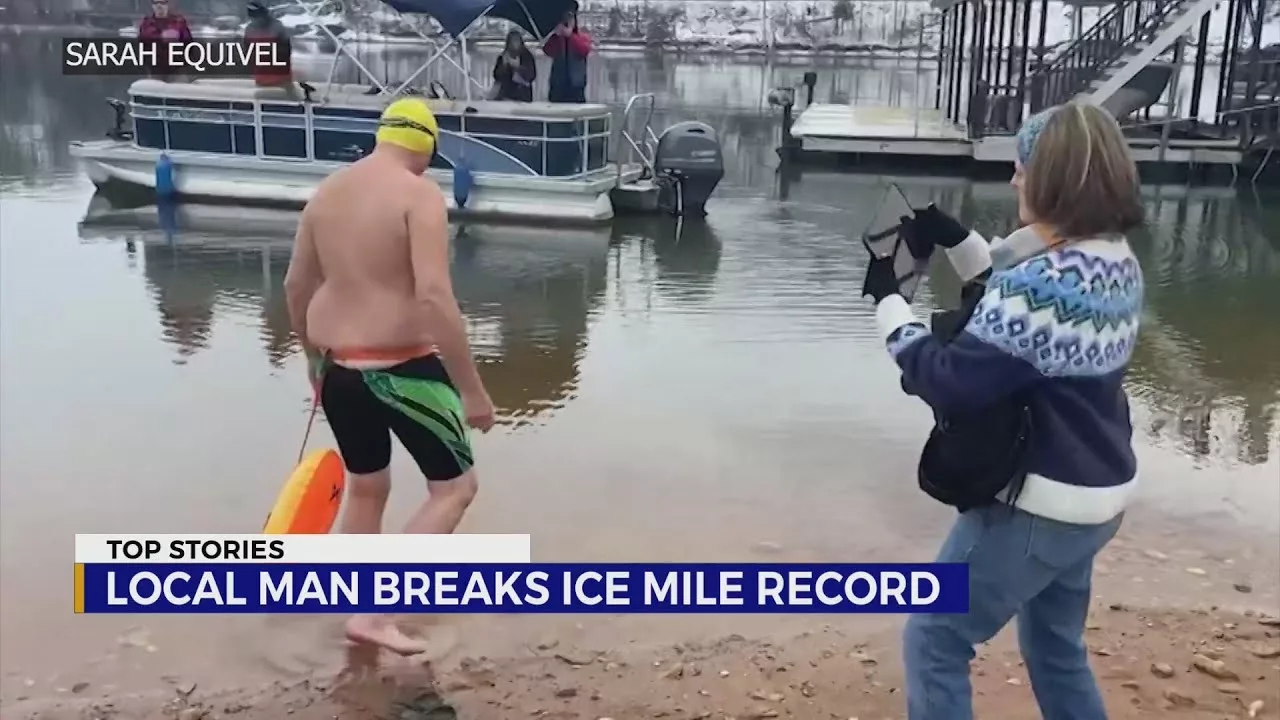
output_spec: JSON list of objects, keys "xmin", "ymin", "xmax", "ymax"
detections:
[
  {"xmin": 1030, "ymin": 0, "xmax": 1222, "ymax": 114},
  {"xmin": 1216, "ymin": 0, "xmax": 1279, "ymax": 149},
  {"xmin": 1084, "ymin": 0, "xmax": 1221, "ymax": 105}
]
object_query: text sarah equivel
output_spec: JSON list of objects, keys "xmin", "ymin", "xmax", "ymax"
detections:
[{"xmin": 62, "ymin": 39, "xmax": 288, "ymax": 76}]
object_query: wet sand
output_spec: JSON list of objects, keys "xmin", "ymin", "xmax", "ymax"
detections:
[
  {"xmin": 7, "ymin": 599, "xmax": 1279, "ymax": 719},
  {"xmin": 3, "ymin": 519, "xmax": 1277, "ymax": 718}
]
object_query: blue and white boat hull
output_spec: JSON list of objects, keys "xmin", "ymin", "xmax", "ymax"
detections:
[
  {"xmin": 70, "ymin": 78, "xmax": 656, "ymax": 225},
  {"xmin": 72, "ymin": 139, "xmax": 637, "ymax": 224}
]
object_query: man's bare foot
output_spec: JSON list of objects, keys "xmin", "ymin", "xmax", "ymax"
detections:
[
  {"xmin": 344, "ymin": 614, "xmax": 434, "ymax": 656},
  {"xmin": 404, "ymin": 623, "xmax": 458, "ymax": 665},
  {"xmin": 333, "ymin": 641, "xmax": 380, "ymax": 693}
]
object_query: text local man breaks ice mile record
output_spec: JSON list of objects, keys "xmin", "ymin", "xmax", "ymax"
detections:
[
  {"xmin": 343, "ymin": 569, "xmax": 943, "ymax": 607},
  {"xmin": 104, "ymin": 568, "xmax": 943, "ymax": 608}
]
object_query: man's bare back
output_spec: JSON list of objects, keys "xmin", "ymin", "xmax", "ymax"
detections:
[
  {"xmin": 283, "ymin": 98, "xmax": 494, "ymax": 660},
  {"xmin": 300, "ymin": 153, "xmax": 440, "ymax": 353}
]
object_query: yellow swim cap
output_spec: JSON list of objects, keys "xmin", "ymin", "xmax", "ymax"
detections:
[{"xmin": 375, "ymin": 97, "xmax": 438, "ymax": 156}]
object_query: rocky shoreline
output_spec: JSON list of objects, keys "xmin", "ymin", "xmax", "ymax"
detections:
[{"xmin": 7, "ymin": 602, "xmax": 1278, "ymax": 720}]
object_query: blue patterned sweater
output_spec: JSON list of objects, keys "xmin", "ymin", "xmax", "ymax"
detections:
[{"xmin": 877, "ymin": 227, "xmax": 1143, "ymax": 525}]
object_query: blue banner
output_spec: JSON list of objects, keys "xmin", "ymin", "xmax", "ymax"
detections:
[{"xmin": 76, "ymin": 563, "xmax": 969, "ymax": 614}]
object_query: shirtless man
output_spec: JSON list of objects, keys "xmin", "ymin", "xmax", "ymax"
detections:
[{"xmin": 283, "ymin": 97, "xmax": 495, "ymax": 655}]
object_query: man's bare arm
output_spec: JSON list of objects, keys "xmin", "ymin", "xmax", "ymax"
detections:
[
  {"xmin": 407, "ymin": 178, "xmax": 485, "ymax": 396},
  {"xmin": 283, "ymin": 207, "xmax": 322, "ymax": 351}
]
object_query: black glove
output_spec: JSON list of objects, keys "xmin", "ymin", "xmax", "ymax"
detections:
[
  {"xmin": 913, "ymin": 204, "xmax": 971, "ymax": 249},
  {"xmin": 862, "ymin": 249, "xmax": 900, "ymax": 303},
  {"xmin": 898, "ymin": 215, "xmax": 934, "ymax": 261}
]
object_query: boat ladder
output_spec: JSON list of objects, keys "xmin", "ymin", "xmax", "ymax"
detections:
[{"xmin": 617, "ymin": 92, "xmax": 659, "ymax": 186}]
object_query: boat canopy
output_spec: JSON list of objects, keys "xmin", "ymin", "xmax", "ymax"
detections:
[{"xmin": 378, "ymin": 0, "xmax": 577, "ymax": 39}]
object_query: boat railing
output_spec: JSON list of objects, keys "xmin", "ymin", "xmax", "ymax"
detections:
[
  {"xmin": 125, "ymin": 89, "xmax": 614, "ymax": 178},
  {"xmin": 617, "ymin": 92, "xmax": 657, "ymax": 183}
]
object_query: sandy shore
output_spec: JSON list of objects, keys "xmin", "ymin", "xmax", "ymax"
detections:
[
  {"xmin": 7, "ymin": 601, "xmax": 1278, "ymax": 720},
  {"xmin": 3, "ymin": 523, "xmax": 1278, "ymax": 719}
]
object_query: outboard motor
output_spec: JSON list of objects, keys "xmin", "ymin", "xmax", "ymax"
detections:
[
  {"xmin": 652, "ymin": 121, "xmax": 724, "ymax": 217},
  {"xmin": 105, "ymin": 98, "xmax": 133, "ymax": 141}
]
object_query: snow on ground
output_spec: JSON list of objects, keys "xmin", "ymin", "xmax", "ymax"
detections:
[
  {"xmin": 278, "ymin": 11, "xmax": 341, "ymax": 28},
  {"xmin": 578, "ymin": 0, "xmax": 1279, "ymax": 55},
  {"xmin": 118, "ymin": 0, "xmax": 1280, "ymax": 58},
  {"xmin": 369, "ymin": 0, "xmax": 1277, "ymax": 56}
]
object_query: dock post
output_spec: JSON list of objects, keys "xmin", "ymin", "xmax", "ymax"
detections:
[
  {"xmin": 781, "ymin": 101, "xmax": 796, "ymax": 162},
  {"xmin": 803, "ymin": 72, "xmax": 817, "ymax": 106},
  {"xmin": 768, "ymin": 86, "xmax": 799, "ymax": 164},
  {"xmin": 261, "ymin": 247, "xmax": 272, "ymax": 298},
  {"xmin": 778, "ymin": 162, "xmax": 793, "ymax": 200},
  {"xmin": 914, "ymin": 20, "xmax": 926, "ymax": 138}
]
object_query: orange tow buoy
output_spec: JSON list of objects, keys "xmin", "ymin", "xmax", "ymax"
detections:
[{"xmin": 263, "ymin": 448, "xmax": 345, "ymax": 534}]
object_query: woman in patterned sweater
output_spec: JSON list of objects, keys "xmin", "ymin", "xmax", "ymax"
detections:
[{"xmin": 863, "ymin": 103, "xmax": 1146, "ymax": 720}]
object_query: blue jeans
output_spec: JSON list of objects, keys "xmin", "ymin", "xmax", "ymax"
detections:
[{"xmin": 903, "ymin": 504, "xmax": 1122, "ymax": 720}]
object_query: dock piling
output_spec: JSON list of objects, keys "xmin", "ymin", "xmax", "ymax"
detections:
[
  {"xmin": 768, "ymin": 86, "xmax": 799, "ymax": 165},
  {"xmin": 802, "ymin": 72, "xmax": 817, "ymax": 107}
]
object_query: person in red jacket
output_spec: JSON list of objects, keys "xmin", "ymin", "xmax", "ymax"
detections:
[
  {"xmin": 244, "ymin": 1, "xmax": 298, "ymax": 98},
  {"xmin": 137, "ymin": 0, "xmax": 193, "ymax": 41},
  {"xmin": 137, "ymin": 0, "xmax": 193, "ymax": 79},
  {"xmin": 542, "ymin": 2, "xmax": 591, "ymax": 103}
]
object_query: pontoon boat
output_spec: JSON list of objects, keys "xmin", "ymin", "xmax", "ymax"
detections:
[{"xmin": 72, "ymin": 0, "xmax": 726, "ymax": 225}]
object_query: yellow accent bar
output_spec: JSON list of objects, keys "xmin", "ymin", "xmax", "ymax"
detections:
[{"xmin": 73, "ymin": 563, "xmax": 84, "ymax": 614}]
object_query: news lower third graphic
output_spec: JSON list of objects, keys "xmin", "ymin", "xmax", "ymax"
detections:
[
  {"xmin": 61, "ymin": 38, "xmax": 290, "ymax": 77},
  {"xmin": 72, "ymin": 535, "xmax": 970, "ymax": 614}
]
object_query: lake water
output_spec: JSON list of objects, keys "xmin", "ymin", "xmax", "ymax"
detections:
[{"xmin": 1, "ymin": 34, "xmax": 1278, "ymax": 703}]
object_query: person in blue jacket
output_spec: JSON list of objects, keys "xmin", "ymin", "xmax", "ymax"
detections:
[{"xmin": 863, "ymin": 102, "xmax": 1146, "ymax": 720}]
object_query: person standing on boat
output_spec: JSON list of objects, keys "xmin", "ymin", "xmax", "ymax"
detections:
[
  {"xmin": 138, "ymin": 0, "xmax": 192, "ymax": 42},
  {"xmin": 284, "ymin": 97, "xmax": 495, "ymax": 656},
  {"xmin": 137, "ymin": 0, "xmax": 192, "ymax": 80},
  {"xmin": 492, "ymin": 30, "xmax": 536, "ymax": 102},
  {"xmin": 542, "ymin": 2, "xmax": 592, "ymax": 104},
  {"xmin": 244, "ymin": 0, "xmax": 297, "ymax": 98}
]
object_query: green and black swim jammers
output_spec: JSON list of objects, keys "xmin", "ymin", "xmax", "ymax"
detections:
[{"xmin": 318, "ymin": 354, "xmax": 474, "ymax": 481}]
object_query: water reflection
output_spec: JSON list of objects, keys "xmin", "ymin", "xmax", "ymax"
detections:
[
  {"xmin": 613, "ymin": 217, "xmax": 724, "ymax": 305},
  {"xmin": 0, "ymin": 35, "xmax": 133, "ymax": 186},
  {"xmin": 961, "ymin": 180, "xmax": 1280, "ymax": 466},
  {"xmin": 448, "ymin": 224, "xmax": 609, "ymax": 426},
  {"xmin": 1125, "ymin": 191, "xmax": 1280, "ymax": 466},
  {"xmin": 774, "ymin": 170, "xmax": 1280, "ymax": 466},
  {"xmin": 77, "ymin": 197, "xmax": 611, "ymax": 425}
]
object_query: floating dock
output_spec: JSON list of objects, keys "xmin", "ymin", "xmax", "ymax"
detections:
[
  {"xmin": 789, "ymin": 104, "xmax": 1244, "ymax": 168},
  {"xmin": 775, "ymin": 0, "xmax": 1278, "ymax": 183}
]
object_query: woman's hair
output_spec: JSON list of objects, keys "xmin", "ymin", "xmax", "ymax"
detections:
[
  {"xmin": 505, "ymin": 29, "xmax": 524, "ymax": 50},
  {"xmin": 1017, "ymin": 103, "xmax": 1144, "ymax": 239}
]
